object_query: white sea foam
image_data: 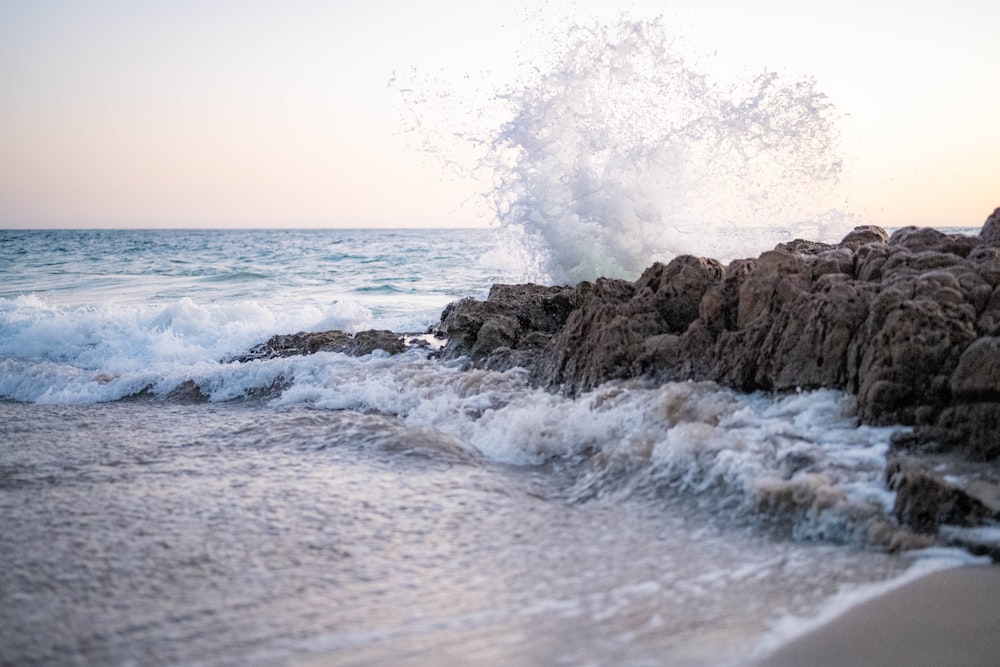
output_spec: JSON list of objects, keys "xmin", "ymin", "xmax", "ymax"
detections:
[
  {"xmin": 261, "ymin": 353, "xmax": 902, "ymax": 543},
  {"xmin": 0, "ymin": 290, "xmax": 906, "ymax": 544},
  {"xmin": 398, "ymin": 17, "xmax": 855, "ymax": 284},
  {"xmin": 0, "ymin": 294, "xmax": 380, "ymax": 403}
]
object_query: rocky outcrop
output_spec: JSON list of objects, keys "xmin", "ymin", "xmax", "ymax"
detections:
[
  {"xmin": 886, "ymin": 448, "xmax": 1000, "ymax": 560},
  {"xmin": 886, "ymin": 454, "xmax": 1000, "ymax": 534},
  {"xmin": 436, "ymin": 208, "xmax": 1000, "ymax": 545},
  {"xmin": 435, "ymin": 283, "xmax": 581, "ymax": 371},
  {"xmin": 233, "ymin": 209, "xmax": 1000, "ymax": 548},
  {"xmin": 440, "ymin": 210, "xmax": 1000, "ymax": 468},
  {"xmin": 232, "ymin": 329, "xmax": 407, "ymax": 362}
]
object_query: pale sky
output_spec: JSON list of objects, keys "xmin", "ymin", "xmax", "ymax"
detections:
[{"xmin": 1, "ymin": 0, "xmax": 997, "ymax": 229}]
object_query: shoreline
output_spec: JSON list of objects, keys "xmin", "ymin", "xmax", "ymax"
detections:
[{"xmin": 758, "ymin": 564, "xmax": 1000, "ymax": 666}]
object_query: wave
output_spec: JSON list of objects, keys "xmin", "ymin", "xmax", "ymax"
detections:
[
  {"xmin": 0, "ymin": 310, "xmax": 909, "ymax": 549},
  {"xmin": 264, "ymin": 357, "xmax": 905, "ymax": 546},
  {"xmin": 0, "ymin": 294, "xmax": 379, "ymax": 380},
  {"xmin": 399, "ymin": 17, "xmax": 853, "ymax": 284},
  {"xmin": 351, "ymin": 283, "xmax": 412, "ymax": 295}
]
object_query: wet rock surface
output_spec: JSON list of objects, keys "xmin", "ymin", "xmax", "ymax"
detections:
[
  {"xmin": 886, "ymin": 454, "xmax": 1000, "ymax": 534},
  {"xmin": 237, "ymin": 208, "xmax": 1000, "ymax": 552},
  {"xmin": 232, "ymin": 329, "xmax": 408, "ymax": 362},
  {"xmin": 434, "ymin": 283, "xmax": 581, "ymax": 371},
  {"xmin": 438, "ymin": 209, "xmax": 1000, "ymax": 458},
  {"xmin": 433, "ymin": 208, "xmax": 1000, "ymax": 549}
]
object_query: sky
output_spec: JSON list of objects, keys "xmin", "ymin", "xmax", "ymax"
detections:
[{"xmin": 0, "ymin": 0, "xmax": 997, "ymax": 230}]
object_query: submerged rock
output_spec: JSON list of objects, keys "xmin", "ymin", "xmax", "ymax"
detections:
[{"xmin": 886, "ymin": 454, "xmax": 1000, "ymax": 534}]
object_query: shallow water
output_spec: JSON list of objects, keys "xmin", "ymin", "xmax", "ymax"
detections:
[
  {"xmin": 1, "ymin": 224, "xmax": 989, "ymax": 665},
  {"xmin": 2, "ymin": 5, "xmax": 992, "ymax": 658},
  {"xmin": 0, "ymin": 399, "xmax": 932, "ymax": 667}
]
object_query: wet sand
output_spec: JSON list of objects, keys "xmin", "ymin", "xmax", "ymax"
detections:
[{"xmin": 762, "ymin": 565, "xmax": 1000, "ymax": 667}]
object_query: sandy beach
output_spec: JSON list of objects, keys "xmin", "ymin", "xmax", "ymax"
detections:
[{"xmin": 761, "ymin": 565, "xmax": 1000, "ymax": 667}]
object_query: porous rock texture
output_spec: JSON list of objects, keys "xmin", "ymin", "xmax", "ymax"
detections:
[
  {"xmin": 439, "ymin": 212, "xmax": 1000, "ymax": 453},
  {"xmin": 233, "ymin": 329, "xmax": 407, "ymax": 361},
  {"xmin": 436, "ymin": 208, "xmax": 1000, "ymax": 544},
  {"xmin": 235, "ymin": 209, "xmax": 1000, "ymax": 548}
]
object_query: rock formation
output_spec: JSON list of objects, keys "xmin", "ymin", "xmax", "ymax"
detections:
[
  {"xmin": 237, "ymin": 208, "xmax": 1000, "ymax": 552},
  {"xmin": 434, "ymin": 208, "xmax": 1000, "ymax": 546},
  {"xmin": 437, "ymin": 210, "xmax": 1000, "ymax": 460},
  {"xmin": 232, "ymin": 329, "xmax": 408, "ymax": 361}
]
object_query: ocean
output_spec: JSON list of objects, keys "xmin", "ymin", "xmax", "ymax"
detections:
[
  {"xmin": 0, "ymin": 227, "xmax": 985, "ymax": 666},
  {"xmin": 1, "ymin": 14, "xmax": 989, "ymax": 665}
]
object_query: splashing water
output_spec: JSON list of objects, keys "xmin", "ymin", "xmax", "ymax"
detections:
[
  {"xmin": 490, "ymin": 19, "xmax": 851, "ymax": 283},
  {"xmin": 399, "ymin": 18, "xmax": 853, "ymax": 283}
]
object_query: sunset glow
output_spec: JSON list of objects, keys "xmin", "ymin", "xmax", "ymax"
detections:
[{"xmin": 1, "ymin": 1, "xmax": 997, "ymax": 229}]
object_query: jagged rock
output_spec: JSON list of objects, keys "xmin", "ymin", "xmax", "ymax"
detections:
[
  {"xmin": 532, "ymin": 256, "xmax": 724, "ymax": 393},
  {"xmin": 838, "ymin": 224, "xmax": 890, "ymax": 250},
  {"xmin": 164, "ymin": 379, "xmax": 209, "ymax": 403},
  {"xmin": 951, "ymin": 337, "xmax": 1000, "ymax": 400},
  {"xmin": 716, "ymin": 250, "xmax": 867, "ymax": 391},
  {"xmin": 854, "ymin": 277, "xmax": 978, "ymax": 425},
  {"xmin": 435, "ymin": 283, "xmax": 580, "ymax": 370},
  {"xmin": 233, "ymin": 329, "xmax": 406, "ymax": 362},
  {"xmin": 889, "ymin": 225, "xmax": 982, "ymax": 257},
  {"xmin": 981, "ymin": 207, "xmax": 1000, "ymax": 247},
  {"xmin": 935, "ymin": 403, "xmax": 1000, "ymax": 461},
  {"xmin": 886, "ymin": 454, "xmax": 1000, "ymax": 534},
  {"xmin": 429, "ymin": 216, "xmax": 1000, "ymax": 474},
  {"xmin": 633, "ymin": 256, "xmax": 725, "ymax": 334},
  {"xmin": 775, "ymin": 238, "xmax": 834, "ymax": 255},
  {"xmin": 532, "ymin": 277, "xmax": 639, "ymax": 392},
  {"xmin": 969, "ymin": 246, "xmax": 1000, "ymax": 288}
]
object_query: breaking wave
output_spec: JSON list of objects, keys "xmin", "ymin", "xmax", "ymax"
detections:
[{"xmin": 399, "ymin": 17, "xmax": 854, "ymax": 283}]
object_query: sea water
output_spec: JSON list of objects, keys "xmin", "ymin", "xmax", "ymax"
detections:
[
  {"xmin": 0, "ymin": 227, "xmax": 981, "ymax": 667},
  {"xmin": 1, "ymin": 14, "xmax": 987, "ymax": 666},
  {"xmin": 395, "ymin": 18, "xmax": 855, "ymax": 285}
]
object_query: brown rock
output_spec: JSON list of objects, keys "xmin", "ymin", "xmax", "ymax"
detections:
[
  {"xmin": 838, "ymin": 224, "xmax": 889, "ymax": 250},
  {"xmin": 978, "ymin": 286, "xmax": 1000, "ymax": 336},
  {"xmin": 854, "ymin": 269, "xmax": 978, "ymax": 425},
  {"xmin": 951, "ymin": 337, "xmax": 1000, "ymax": 400},
  {"xmin": 347, "ymin": 330, "xmax": 408, "ymax": 356},
  {"xmin": 234, "ymin": 329, "xmax": 406, "ymax": 361},
  {"xmin": 436, "ymin": 283, "xmax": 581, "ymax": 369},
  {"xmin": 532, "ymin": 278, "xmax": 638, "ymax": 392},
  {"xmin": 981, "ymin": 207, "xmax": 1000, "ymax": 247},
  {"xmin": 886, "ymin": 455, "xmax": 1000, "ymax": 533},
  {"xmin": 633, "ymin": 256, "xmax": 724, "ymax": 334},
  {"xmin": 969, "ymin": 245, "xmax": 1000, "ymax": 288},
  {"xmin": 735, "ymin": 250, "xmax": 813, "ymax": 328},
  {"xmin": 936, "ymin": 402, "xmax": 1000, "ymax": 461},
  {"xmin": 890, "ymin": 226, "xmax": 981, "ymax": 257},
  {"xmin": 766, "ymin": 274, "xmax": 871, "ymax": 390}
]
